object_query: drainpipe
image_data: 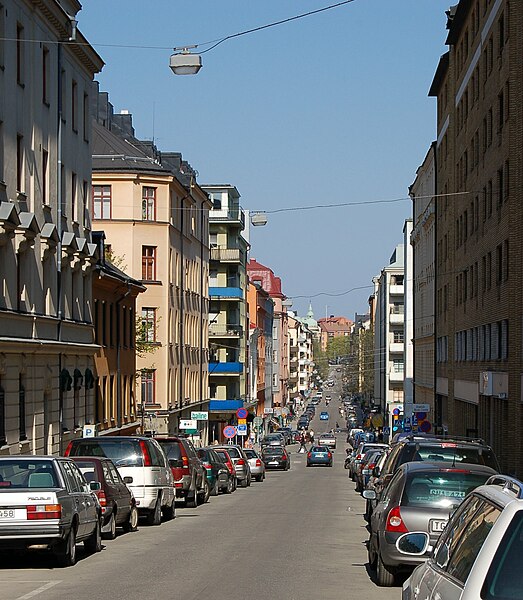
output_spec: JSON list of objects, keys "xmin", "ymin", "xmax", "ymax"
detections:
[
  {"xmin": 57, "ymin": 41, "xmax": 64, "ymax": 454},
  {"xmin": 115, "ymin": 282, "xmax": 131, "ymax": 431}
]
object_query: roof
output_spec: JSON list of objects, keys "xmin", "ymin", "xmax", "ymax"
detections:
[
  {"xmin": 445, "ymin": 1, "xmax": 472, "ymax": 46},
  {"xmin": 428, "ymin": 52, "xmax": 450, "ymax": 97},
  {"xmin": 318, "ymin": 316, "xmax": 353, "ymax": 333},
  {"xmin": 247, "ymin": 259, "xmax": 285, "ymax": 299}
]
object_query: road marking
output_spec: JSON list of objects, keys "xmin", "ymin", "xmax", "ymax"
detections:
[{"xmin": 16, "ymin": 581, "xmax": 61, "ymax": 600}]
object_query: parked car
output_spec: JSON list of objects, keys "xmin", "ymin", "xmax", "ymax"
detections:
[
  {"xmin": 349, "ymin": 442, "xmax": 389, "ymax": 480},
  {"xmin": 65, "ymin": 436, "xmax": 175, "ymax": 525},
  {"xmin": 364, "ymin": 450, "xmax": 390, "ymax": 522},
  {"xmin": 213, "ymin": 448, "xmax": 237, "ymax": 493},
  {"xmin": 318, "ymin": 432, "xmax": 337, "ymax": 449},
  {"xmin": 243, "ymin": 448, "xmax": 266, "ymax": 482},
  {"xmin": 0, "ymin": 456, "xmax": 102, "ymax": 567},
  {"xmin": 71, "ymin": 456, "xmax": 139, "ymax": 539},
  {"xmin": 155, "ymin": 436, "xmax": 208, "ymax": 507},
  {"xmin": 260, "ymin": 433, "xmax": 285, "ymax": 448},
  {"xmin": 402, "ymin": 474, "xmax": 523, "ymax": 600},
  {"xmin": 261, "ymin": 446, "xmax": 290, "ymax": 471},
  {"xmin": 371, "ymin": 436, "xmax": 500, "ymax": 509},
  {"xmin": 196, "ymin": 448, "xmax": 230, "ymax": 497},
  {"xmin": 354, "ymin": 449, "xmax": 385, "ymax": 493},
  {"xmin": 307, "ymin": 445, "xmax": 333, "ymax": 467},
  {"xmin": 365, "ymin": 461, "xmax": 497, "ymax": 586},
  {"xmin": 214, "ymin": 445, "xmax": 251, "ymax": 487}
]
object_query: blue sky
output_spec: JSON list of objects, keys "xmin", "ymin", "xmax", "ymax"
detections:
[{"xmin": 79, "ymin": 0, "xmax": 451, "ymax": 320}]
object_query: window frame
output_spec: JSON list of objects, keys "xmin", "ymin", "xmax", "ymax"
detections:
[
  {"xmin": 141, "ymin": 246, "xmax": 157, "ymax": 281},
  {"xmin": 92, "ymin": 185, "xmax": 112, "ymax": 219}
]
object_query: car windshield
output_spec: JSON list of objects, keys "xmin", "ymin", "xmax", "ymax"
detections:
[
  {"xmin": 156, "ymin": 441, "xmax": 182, "ymax": 460},
  {"xmin": 197, "ymin": 449, "xmax": 210, "ymax": 461},
  {"xmin": 0, "ymin": 460, "xmax": 60, "ymax": 489},
  {"xmin": 69, "ymin": 440, "xmax": 144, "ymax": 467},
  {"xmin": 401, "ymin": 471, "xmax": 491, "ymax": 509},
  {"xmin": 403, "ymin": 444, "xmax": 499, "ymax": 470},
  {"xmin": 220, "ymin": 447, "xmax": 240, "ymax": 459},
  {"xmin": 263, "ymin": 448, "xmax": 284, "ymax": 456}
]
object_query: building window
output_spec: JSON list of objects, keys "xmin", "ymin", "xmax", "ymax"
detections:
[
  {"xmin": 83, "ymin": 93, "xmax": 89, "ymax": 141},
  {"xmin": 42, "ymin": 149, "xmax": 48, "ymax": 205},
  {"xmin": 393, "ymin": 330, "xmax": 404, "ymax": 343},
  {"xmin": 71, "ymin": 172, "xmax": 77, "ymax": 222},
  {"xmin": 16, "ymin": 134, "xmax": 24, "ymax": 192},
  {"xmin": 0, "ymin": 4, "xmax": 4, "ymax": 69},
  {"xmin": 142, "ymin": 246, "xmax": 156, "ymax": 281},
  {"xmin": 19, "ymin": 375, "xmax": 26, "ymax": 441},
  {"xmin": 92, "ymin": 185, "xmax": 111, "ymax": 219},
  {"xmin": 71, "ymin": 80, "xmax": 78, "ymax": 132},
  {"xmin": 16, "ymin": 23, "xmax": 24, "ymax": 85},
  {"xmin": 142, "ymin": 187, "xmax": 156, "ymax": 220},
  {"xmin": 42, "ymin": 46, "xmax": 49, "ymax": 104},
  {"xmin": 392, "ymin": 359, "xmax": 404, "ymax": 373},
  {"xmin": 141, "ymin": 308, "xmax": 156, "ymax": 342},
  {"xmin": 141, "ymin": 370, "xmax": 156, "ymax": 405}
]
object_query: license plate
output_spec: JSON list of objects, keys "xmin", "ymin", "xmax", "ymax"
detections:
[
  {"xmin": 316, "ymin": 453, "xmax": 325, "ymax": 458},
  {"xmin": 430, "ymin": 519, "xmax": 447, "ymax": 533},
  {"xmin": 0, "ymin": 509, "xmax": 15, "ymax": 519},
  {"xmin": 269, "ymin": 461, "xmax": 279, "ymax": 465}
]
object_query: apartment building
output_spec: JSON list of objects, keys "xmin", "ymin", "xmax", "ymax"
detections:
[
  {"xmin": 204, "ymin": 185, "xmax": 249, "ymax": 441},
  {"xmin": 373, "ymin": 245, "xmax": 405, "ymax": 434},
  {"xmin": 91, "ymin": 96, "xmax": 211, "ymax": 437},
  {"xmin": 352, "ymin": 313, "xmax": 372, "ymax": 401},
  {"xmin": 318, "ymin": 316, "xmax": 353, "ymax": 353},
  {"xmin": 409, "ymin": 144, "xmax": 436, "ymax": 413},
  {"xmin": 288, "ymin": 312, "xmax": 314, "ymax": 400},
  {"xmin": 0, "ymin": 1, "xmax": 103, "ymax": 455},
  {"xmin": 430, "ymin": 0, "xmax": 523, "ymax": 474}
]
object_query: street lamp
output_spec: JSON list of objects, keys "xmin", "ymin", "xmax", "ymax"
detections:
[{"xmin": 170, "ymin": 47, "xmax": 202, "ymax": 75}]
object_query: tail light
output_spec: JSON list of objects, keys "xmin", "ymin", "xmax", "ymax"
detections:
[
  {"xmin": 236, "ymin": 459, "xmax": 245, "ymax": 466},
  {"xmin": 181, "ymin": 455, "xmax": 190, "ymax": 471},
  {"xmin": 327, "ymin": 452, "xmax": 332, "ymax": 458},
  {"xmin": 97, "ymin": 490, "xmax": 107, "ymax": 514},
  {"xmin": 227, "ymin": 462, "xmax": 234, "ymax": 474},
  {"xmin": 27, "ymin": 504, "xmax": 61, "ymax": 520},
  {"xmin": 64, "ymin": 442, "xmax": 73, "ymax": 457},
  {"xmin": 139, "ymin": 440, "xmax": 152, "ymax": 467},
  {"xmin": 255, "ymin": 459, "xmax": 262, "ymax": 467},
  {"xmin": 307, "ymin": 452, "xmax": 312, "ymax": 458},
  {"xmin": 386, "ymin": 506, "xmax": 408, "ymax": 533},
  {"xmin": 203, "ymin": 462, "xmax": 212, "ymax": 471}
]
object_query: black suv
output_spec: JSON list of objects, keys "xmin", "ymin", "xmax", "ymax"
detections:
[{"xmin": 370, "ymin": 436, "xmax": 500, "ymax": 511}]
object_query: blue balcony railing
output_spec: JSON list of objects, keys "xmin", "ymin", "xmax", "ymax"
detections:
[
  {"xmin": 209, "ymin": 361, "xmax": 243, "ymax": 374},
  {"xmin": 209, "ymin": 287, "xmax": 243, "ymax": 299},
  {"xmin": 209, "ymin": 399, "xmax": 244, "ymax": 412}
]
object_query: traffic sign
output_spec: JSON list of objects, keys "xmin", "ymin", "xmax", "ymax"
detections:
[
  {"xmin": 404, "ymin": 417, "xmax": 411, "ymax": 426},
  {"xmin": 223, "ymin": 426, "xmax": 237, "ymax": 439},
  {"xmin": 403, "ymin": 425, "xmax": 412, "ymax": 433},
  {"xmin": 393, "ymin": 408, "xmax": 401, "ymax": 416},
  {"xmin": 237, "ymin": 424, "xmax": 248, "ymax": 436},
  {"xmin": 253, "ymin": 416, "xmax": 263, "ymax": 426},
  {"xmin": 419, "ymin": 420, "xmax": 432, "ymax": 433},
  {"xmin": 412, "ymin": 403, "xmax": 431, "ymax": 413},
  {"xmin": 238, "ymin": 418, "xmax": 247, "ymax": 425},
  {"xmin": 236, "ymin": 408, "xmax": 248, "ymax": 419},
  {"xmin": 415, "ymin": 412, "xmax": 427, "ymax": 421},
  {"xmin": 383, "ymin": 426, "xmax": 390, "ymax": 435}
]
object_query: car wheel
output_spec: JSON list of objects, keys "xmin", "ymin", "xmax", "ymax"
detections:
[
  {"xmin": 122, "ymin": 505, "xmax": 138, "ymax": 533},
  {"xmin": 355, "ymin": 480, "xmax": 362, "ymax": 493},
  {"xmin": 162, "ymin": 497, "xmax": 176, "ymax": 521},
  {"xmin": 210, "ymin": 480, "xmax": 219, "ymax": 496},
  {"xmin": 225, "ymin": 478, "xmax": 233, "ymax": 494},
  {"xmin": 102, "ymin": 512, "xmax": 117, "ymax": 540},
  {"xmin": 239, "ymin": 478, "xmax": 248, "ymax": 488},
  {"xmin": 55, "ymin": 525, "xmax": 77, "ymax": 568},
  {"xmin": 198, "ymin": 480, "xmax": 210, "ymax": 504},
  {"xmin": 146, "ymin": 496, "xmax": 162, "ymax": 526},
  {"xmin": 84, "ymin": 518, "xmax": 102, "ymax": 554},
  {"xmin": 255, "ymin": 475, "xmax": 263, "ymax": 482},
  {"xmin": 367, "ymin": 537, "xmax": 377, "ymax": 569},
  {"xmin": 377, "ymin": 553, "xmax": 396, "ymax": 587},
  {"xmin": 186, "ymin": 490, "xmax": 198, "ymax": 508},
  {"xmin": 247, "ymin": 475, "xmax": 252, "ymax": 487}
]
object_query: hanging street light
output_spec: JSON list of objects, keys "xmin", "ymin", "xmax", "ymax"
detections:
[{"xmin": 170, "ymin": 46, "xmax": 202, "ymax": 75}]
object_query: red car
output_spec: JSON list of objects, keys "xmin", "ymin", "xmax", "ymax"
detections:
[{"xmin": 213, "ymin": 448, "xmax": 237, "ymax": 493}]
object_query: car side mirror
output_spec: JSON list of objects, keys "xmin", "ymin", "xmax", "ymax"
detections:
[
  {"xmin": 362, "ymin": 489, "xmax": 376, "ymax": 500},
  {"xmin": 89, "ymin": 481, "xmax": 102, "ymax": 491},
  {"xmin": 396, "ymin": 532, "xmax": 430, "ymax": 555},
  {"xmin": 123, "ymin": 476, "xmax": 133, "ymax": 485}
]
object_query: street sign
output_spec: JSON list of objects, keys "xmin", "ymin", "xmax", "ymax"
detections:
[
  {"xmin": 223, "ymin": 426, "xmax": 237, "ymax": 439},
  {"xmin": 393, "ymin": 408, "xmax": 401, "ymax": 416},
  {"xmin": 238, "ymin": 418, "xmax": 247, "ymax": 425},
  {"xmin": 383, "ymin": 426, "xmax": 390, "ymax": 435},
  {"xmin": 403, "ymin": 425, "xmax": 412, "ymax": 433},
  {"xmin": 180, "ymin": 419, "xmax": 197, "ymax": 429},
  {"xmin": 404, "ymin": 417, "xmax": 411, "ymax": 426},
  {"xmin": 415, "ymin": 412, "xmax": 427, "ymax": 421},
  {"xmin": 253, "ymin": 416, "xmax": 263, "ymax": 426},
  {"xmin": 263, "ymin": 408, "xmax": 274, "ymax": 415},
  {"xmin": 83, "ymin": 424, "xmax": 97, "ymax": 438},
  {"xmin": 412, "ymin": 403, "xmax": 431, "ymax": 413},
  {"xmin": 236, "ymin": 408, "xmax": 248, "ymax": 419},
  {"xmin": 191, "ymin": 411, "xmax": 208, "ymax": 421},
  {"xmin": 419, "ymin": 420, "xmax": 432, "ymax": 433},
  {"xmin": 237, "ymin": 424, "xmax": 248, "ymax": 436}
]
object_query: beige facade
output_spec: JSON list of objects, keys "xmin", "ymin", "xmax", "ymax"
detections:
[
  {"xmin": 91, "ymin": 108, "xmax": 210, "ymax": 436},
  {"xmin": 0, "ymin": 1, "xmax": 103, "ymax": 455}
]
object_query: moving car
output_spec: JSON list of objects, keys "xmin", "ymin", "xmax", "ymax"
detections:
[
  {"xmin": 65, "ymin": 436, "xmax": 176, "ymax": 525},
  {"xmin": 318, "ymin": 432, "xmax": 337, "ymax": 449},
  {"xmin": 0, "ymin": 456, "xmax": 102, "ymax": 567},
  {"xmin": 71, "ymin": 456, "xmax": 138, "ymax": 539},
  {"xmin": 365, "ymin": 461, "xmax": 497, "ymax": 586},
  {"xmin": 320, "ymin": 411, "xmax": 329, "ymax": 421},
  {"xmin": 307, "ymin": 446, "xmax": 333, "ymax": 467},
  {"xmin": 243, "ymin": 448, "xmax": 266, "ymax": 482},
  {"xmin": 402, "ymin": 474, "xmax": 523, "ymax": 600},
  {"xmin": 261, "ymin": 446, "xmax": 290, "ymax": 471}
]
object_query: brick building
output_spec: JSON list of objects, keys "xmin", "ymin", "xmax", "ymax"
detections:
[{"xmin": 430, "ymin": 1, "xmax": 523, "ymax": 475}]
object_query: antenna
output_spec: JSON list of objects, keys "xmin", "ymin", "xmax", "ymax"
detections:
[{"xmin": 152, "ymin": 102, "xmax": 155, "ymax": 145}]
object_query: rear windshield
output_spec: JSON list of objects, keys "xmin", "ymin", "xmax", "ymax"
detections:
[
  {"xmin": 196, "ymin": 449, "xmax": 210, "ymax": 461},
  {"xmin": 220, "ymin": 447, "xmax": 240, "ymax": 459},
  {"xmin": 214, "ymin": 450, "xmax": 230, "ymax": 462},
  {"xmin": 243, "ymin": 450, "xmax": 257, "ymax": 459},
  {"xmin": 0, "ymin": 460, "xmax": 60, "ymax": 489},
  {"xmin": 69, "ymin": 440, "xmax": 144, "ymax": 467},
  {"xmin": 311, "ymin": 446, "xmax": 329, "ymax": 452},
  {"xmin": 401, "ymin": 472, "xmax": 491, "ymax": 508},
  {"xmin": 262, "ymin": 447, "xmax": 284, "ymax": 456},
  {"xmin": 401, "ymin": 444, "xmax": 499, "ymax": 470},
  {"xmin": 157, "ymin": 441, "xmax": 182, "ymax": 461}
]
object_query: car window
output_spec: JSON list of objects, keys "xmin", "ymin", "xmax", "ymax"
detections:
[
  {"xmin": 263, "ymin": 447, "xmax": 284, "ymax": 456},
  {"xmin": 148, "ymin": 440, "xmax": 165, "ymax": 467},
  {"xmin": 382, "ymin": 444, "xmax": 402, "ymax": 474},
  {"xmin": 482, "ymin": 511, "xmax": 523, "ymax": 599},
  {"xmin": 0, "ymin": 460, "xmax": 60, "ymax": 489},
  {"xmin": 400, "ymin": 444, "xmax": 498, "ymax": 471},
  {"xmin": 243, "ymin": 450, "xmax": 256, "ymax": 459},
  {"xmin": 100, "ymin": 461, "xmax": 114, "ymax": 484},
  {"xmin": 69, "ymin": 440, "xmax": 144, "ymax": 467},
  {"xmin": 75, "ymin": 461, "xmax": 100, "ymax": 485},
  {"xmin": 434, "ymin": 495, "xmax": 488, "ymax": 569},
  {"xmin": 157, "ymin": 441, "xmax": 182, "ymax": 460},
  {"xmin": 60, "ymin": 461, "xmax": 82, "ymax": 493},
  {"xmin": 215, "ymin": 450, "xmax": 229, "ymax": 462},
  {"xmin": 108, "ymin": 463, "xmax": 123, "ymax": 485},
  {"xmin": 401, "ymin": 472, "xmax": 491, "ymax": 509},
  {"xmin": 381, "ymin": 470, "xmax": 403, "ymax": 504},
  {"xmin": 69, "ymin": 462, "xmax": 90, "ymax": 492},
  {"xmin": 446, "ymin": 503, "xmax": 501, "ymax": 584},
  {"xmin": 183, "ymin": 440, "xmax": 197, "ymax": 459},
  {"xmin": 222, "ymin": 447, "xmax": 240, "ymax": 459}
]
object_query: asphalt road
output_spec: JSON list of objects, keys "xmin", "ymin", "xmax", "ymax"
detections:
[{"xmin": 2, "ymin": 401, "xmax": 400, "ymax": 600}]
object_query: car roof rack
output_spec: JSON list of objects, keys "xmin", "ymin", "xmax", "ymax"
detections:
[
  {"xmin": 485, "ymin": 475, "xmax": 523, "ymax": 499},
  {"xmin": 404, "ymin": 434, "xmax": 486, "ymax": 445}
]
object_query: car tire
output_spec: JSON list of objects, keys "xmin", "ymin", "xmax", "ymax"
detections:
[
  {"xmin": 102, "ymin": 512, "xmax": 117, "ymax": 540},
  {"xmin": 355, "ymin": 480, "xmax": 362, "ymax": 493},
  {"xmin": 367, "ymin": 537, "xmax": 377, "ymax": 569},
  {"xmin": 198, "ymin": 480, "xmax": 210, "ymax": 505},
  {"xmin": 162, "ymin": 497, "xmax": 176, "ymax": 521},
  {"xmin": 247, "ymin": 475, "xmax": 252, "ymax": 487},
  {"xmin": 122, "ymin": 505, "xmax": 138, "ymax": 533},
  {"xmin": 210, "ymin": 480, "xmax": 219, "ymax": 496},
  {"xmin": 55, "ymin": 525, "xmax": 77, "ymax": 568},
  {"xmin": 255, "ymin": 475, "xmax": 263, "ymax": 482},
  {"xmin": 146, "ymin": 496, "xmax": 162, "ymax": 526},
  {"xmin": 186, "ymin": 490, "xmax": 198, "ymax": 508},
  {"xmin": 84, "ymin": 518, "xmax": 102, "ymax": 554},
  {"xmin": 377, "ymin": 553, "xmax": 396, "ymax": 587},
  {"xmin": 225, "ymin": 478, "xmax": 233, "ymax": 494},
  {"xmin": 239, "ymin": 478, "xmax": 248, "ymax": 488}
]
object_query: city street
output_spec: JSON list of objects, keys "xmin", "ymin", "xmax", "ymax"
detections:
[{"xmin": 1, "ymin": 419, "xmax": 400, "ymax": 600}]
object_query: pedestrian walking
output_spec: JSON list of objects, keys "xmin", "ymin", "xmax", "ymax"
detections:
[
  {"xmin": 309, "ymin": 429, "xmax": 315, "ymax": 444},
  {"xmin": 298, "ymin": 432, "xmax": 308, "ymax": 453}
]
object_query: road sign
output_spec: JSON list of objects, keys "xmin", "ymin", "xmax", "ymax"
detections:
[
  {"xmin": 393, "ymin": 408, "xmax": 401, "ymax": 416},
  {"xmin": 191, "ymin": 411, "xmax": 208, "ymax": 421},
  {"xmin": 236, "ymin": 408, "xmax": 248, "ymax": 419},
  {"xmin": 238, "ymin": 418, "xmax": 247, "ymax": 425},
  {"xmin": 253, "ymin": 416, "xmax": 263, "ymax": 426},
  {"xmin": 419, "ymin": 420, "xmax": 432, "ymax": 433},
  {"xmin": 180, "ymin": 419, "xmax": 197, "ymax": 429},
  {"xmin": 415, "ymin": 412, "xmax": 427, "ymax": 421},
  {"xmin": 412, "ymin": 403, "xmax": 431, "ymax": 413},
  {"xmin": 263, "ymin": 408, "xmax": 274, "ymax": 415},
  {"xmin": 404, "ymin": 417, "xmax": 411, "ymax": 426},
  {"xmin": 223, "ymin": 426, "xmax": 237, "ymax": 439},
  {"xmin": 403, "ymin": 425, "xmax": 412, "ymax": 433},
  {"xmin": 83, "ymin": 424, "xmax": 97, "ymax": 438},
  {"xmin": 237, "ymin": 424, "xmax": 248, "ymax": 436},
  {"xmin": 383, "ymin": 426, "xmax": 390, "ymax": 435}
]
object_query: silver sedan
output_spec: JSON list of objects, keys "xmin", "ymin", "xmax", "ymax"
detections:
[{"xmin": 243, "ymin": 449, "xmax": 266, "ymax": 482}]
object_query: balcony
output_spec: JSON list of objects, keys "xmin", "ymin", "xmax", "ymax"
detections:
[
  {"xmin": 389, "ymin": 342, "xmax": 404, "ymax": 353},
  {"xmin": 389, "ymin": 284, "xmax": 404, "ymax": 296},
  {"xmin": 209, "ymin": 323, "xmax": 243, "ymax": 337},
  {"xmin": 389, "ymin": 369, "xmax": 404, "ymax": 383},
  {"xmin": 209, "ymin": 361, "xmax": 244, "ymax": 375},
  {"xmin": 210, "ymin": 247, "xmax": 241, "ymax": 263},
  {"xmin": 209, "ymin": 399, "xmax": 244, "ymax": 412},
  {"xmin": 209, "ymin": 287, "xmax": 243, "ymax": 300},
  {"xmin": 209, "ymin": 208, "xmax": 245, "ymax": 229}
]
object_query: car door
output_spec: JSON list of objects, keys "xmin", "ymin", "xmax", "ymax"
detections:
[
  {"xmin": 106, "ymin": 461, "xmax": 131, "ymax": 523},
  {"xmin": 70, "ymin": 461, "xmax": 98, "ymax": 537},
  {"xmin": 59, "ymin": 460, "xmax": 88, "ymax": 538},
  {"xmin": 149, "ymin": 439, "xmax": 172, "ymax": 502}
]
